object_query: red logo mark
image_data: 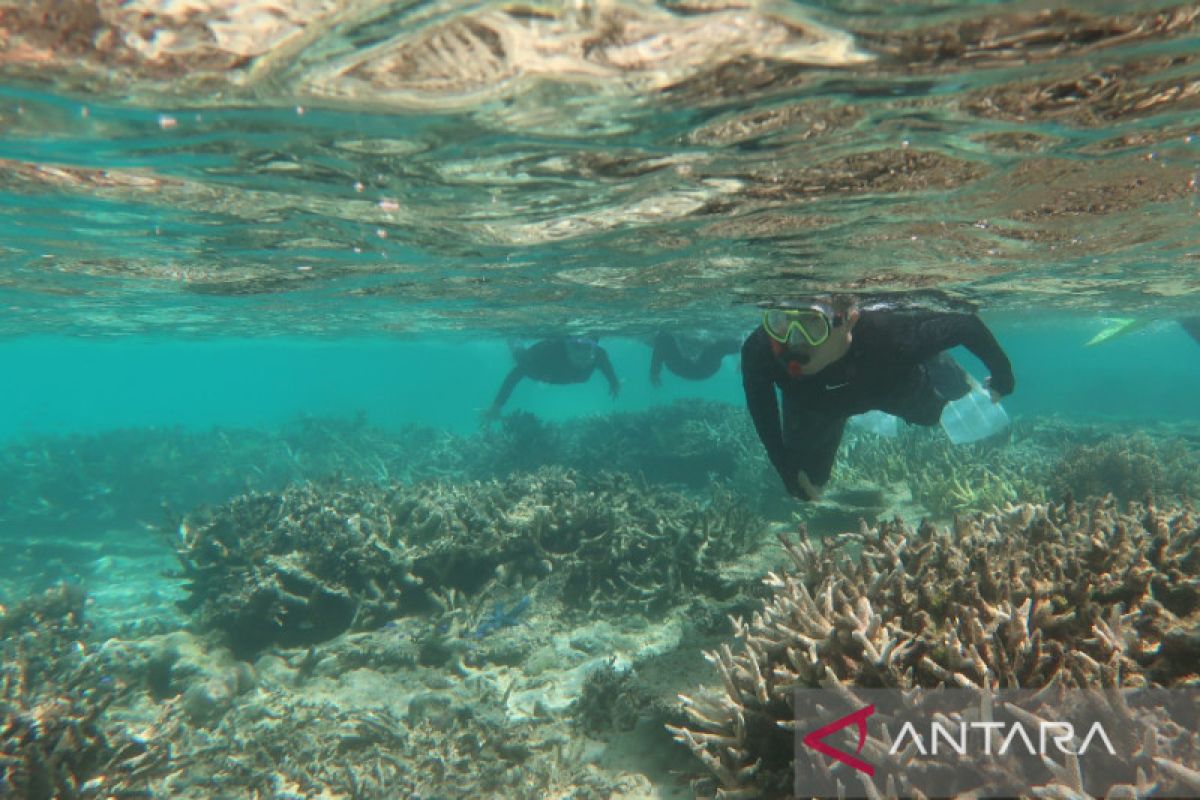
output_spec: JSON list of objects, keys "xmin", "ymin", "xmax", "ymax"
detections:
[{"xmin": 802, "ymin": 705, "xmax": 876, "ymax": 776}]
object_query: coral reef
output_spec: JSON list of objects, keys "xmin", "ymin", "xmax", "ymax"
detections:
[
  {"xmin": 173, "ymin": 467, "xmax": 763, "ymax": 656},
  {"xmin": 0, "ymin": 584, "xmax": 159, "ymax": 798},
  {"xmin": 7, "ymin": 408, "xmax": 1199, "ymax": 551},
  {"xmin": 0, "ymin": 553, "xmax": 724, "ymax": 798},
  {"xmin": 71, "ymin": 626, "xmax": 648, "ymax": 799},
  {"xmin": 574, "ymin": 659, "xmax": 650, "ymax": 735},
  {"xmin": 839, "ymin": 421, "xmax": 1052, "ymax": 518},
  {"xmin": 670, "ymin": 495, "xmax": 1200, "ymax": 798},
  {"xmin": 569, "ymin": 402, "xmax": 753, "ymax": 490},
  {"xmin": 0, "ymin": 416, "xmax": 427, "ymax": 535},
  {"xmin": 1051, "ymin": 430, "xmax": 1200, "ymax": 502},
  {"xmin": 10, "ymin": 413, "xmax": 1200, "ymax": 798},
  {"xmin": 0, "ymin": 403, "xmax": 761, "ymax": 534}
]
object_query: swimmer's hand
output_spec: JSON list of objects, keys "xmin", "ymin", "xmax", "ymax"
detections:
[
  {"xmin": 785, "ymin": 470, "xmax": 823, "ymax": 501},
  {"xmin": 795, "ymin": 471, "xmax": 823, "ymax": 501},
  {"xmin": 983, "ymin": 376, "xmax": 1006, "ymax": 403}
]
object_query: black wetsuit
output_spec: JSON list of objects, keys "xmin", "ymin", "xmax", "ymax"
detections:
[
  {"xmin": 1180, "ymin": 316, "xmax": 1200, "ymax": 345},
  {"xmin": 650, "ymin": 332, "xmax": 741, "ymax": 383},
  {"xmin": 489, "ymin": 337, "xmax": 619, "ymax": 415},
  {"xmin": 741, "ymin": 310, "xmax": 1015, "ymax": 497}
]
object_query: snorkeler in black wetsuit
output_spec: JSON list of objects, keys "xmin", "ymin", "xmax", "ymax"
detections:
[
  {"xmin": 742, "ymin": 296, "xmax": 1015, "ymax": 500},
  {"xmin": 649, "ymin": 332, "xmax": 741, "ymax": 386},
  {"xmin": 485, "ymin": 337, "xmax": 620, "ymax": 420}
]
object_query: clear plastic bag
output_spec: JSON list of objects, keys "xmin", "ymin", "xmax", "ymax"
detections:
[
  {"xmin": 940, "ymin": 379, "xmax": 1009, "ymax": 444},
  {"xmin": 849, "ymin": 410, "xmax": 901, "ymax": 437}
]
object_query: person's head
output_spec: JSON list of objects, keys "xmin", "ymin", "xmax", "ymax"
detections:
[{"xmin": 761, "ymin": 294, "xmax": 860, "ymax": 376}]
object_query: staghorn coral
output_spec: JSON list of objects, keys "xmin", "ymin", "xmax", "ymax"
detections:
[
  {"xmin": 174, "ymin": 467, "xmax": 763, "ymax": 656},
  {"xmin": 670, "ymin": 495, "xmax": 1200, "ymax": 798},
  {"xmin": 0, "ymin": 584, "xmax": 161, "ymax": 798},
  {"xmin": 5, "ymin": 406, "xmax": 1192, "ymax": 544},
  {"xmin": 554, "ymin": 400, "xmax": 756, "ymax": 491},
  {"xmin": 0, "ymin": 415, "xmax": 453, "ymax": 536},
  {"xmin": 838, "ymin": 422, "xmax": 1051, "ymax": 518}
]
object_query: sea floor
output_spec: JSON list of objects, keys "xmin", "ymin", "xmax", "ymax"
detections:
[{"xmin": 3, "ymin": 407, "xmax": 1199, "ymax": 797}]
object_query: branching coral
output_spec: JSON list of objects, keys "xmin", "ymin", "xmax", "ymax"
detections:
[
  {"xmin": 839, "ymin": 423, "xmax": 1051, "ymax": 517},
  {"xmin": 0, "ymin": 584, "xmax": 161, "ymax": 798},
  {"xmin": 670, "ymin": 496, "xmax": 1200, "ymax": 798},
  {"xmin": 0, "ymin": 403, "xmax": 759, "ymax": 534},
  {"xmin": 174, "ymin": 467, "xmax": 763, "ymax": 656},
  {"xmin": 563, "ymin": 401, "xmax": 755, "ymax": 490}
]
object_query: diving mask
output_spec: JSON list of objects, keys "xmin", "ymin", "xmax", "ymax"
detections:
[{"xmin": 762, "ymin": 306, "xmax": 838, "ymax": 347}]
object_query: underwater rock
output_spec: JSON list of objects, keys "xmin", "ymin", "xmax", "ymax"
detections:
[
  {"xmin": 670, "ymin": 495, "xmax": 1200, "ymax": 797},
  {"xmin": 180, "ymin": 676, "xmax": 235, "ymax": 727}
]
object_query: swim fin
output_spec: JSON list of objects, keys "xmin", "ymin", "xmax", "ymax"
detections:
[{"xmin": 1084, "ymin": 318, "xmax": 1151, "ymax": 347}]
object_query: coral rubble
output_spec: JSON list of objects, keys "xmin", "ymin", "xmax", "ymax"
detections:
[{"xmin": 671, "ymin": 495, "xmax": 1200, "ymax": 798}]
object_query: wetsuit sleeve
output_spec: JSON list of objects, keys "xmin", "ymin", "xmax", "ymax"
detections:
[
  {"xmin": 905, "ymin": 313, "xmax": 1016, "ymax": 396},
  {"xmin": 741, "ymin": 332, "xmax": 796, "ymax": 491},
  {"xmin": 595, "ymin": 348, "xmax": 620, "ymax": 397},
  {"xmin": 489, "ymin": 366, "xmax": 525, "ymax": 414}
]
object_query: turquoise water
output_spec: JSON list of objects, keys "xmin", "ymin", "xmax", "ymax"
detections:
[
  {"xmin": 1, "ymin": 317, "xmax": 1199, "ymax": 442},
  {"xmin": 0, "ymin": 337, "xmax": 737, "ymax": 438},
  {"xmin": 2, "ymin": 2, "xmax": 1200, "ymax": 797}
]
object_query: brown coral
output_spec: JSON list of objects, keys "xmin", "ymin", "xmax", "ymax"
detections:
[
  {"xmin": 174, "ymin": 467, "xmax": 762, "ymax": 656},
  {"xmin": 670, "ymin": 496, "xmax": 1200, "ymax": 798},
  {"xmin": 1051, "ymin": 431, "xmax": 1200, "ymax": 503},
  {"xmin": 0, "ymin": 584, "xmax": 161, "ymax": 797}
]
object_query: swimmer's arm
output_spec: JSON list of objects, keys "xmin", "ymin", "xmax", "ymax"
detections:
[
  {"xmin": 907, "ymin": 313, "xmax": 1015, "ymax": 397},
  {"xmin": 595, "ymin": 349, "xmax": 620, "ymax": 398},
  {"xmin": 487, "ymin": 366, "xmax": 525, "ymax": 417}
]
